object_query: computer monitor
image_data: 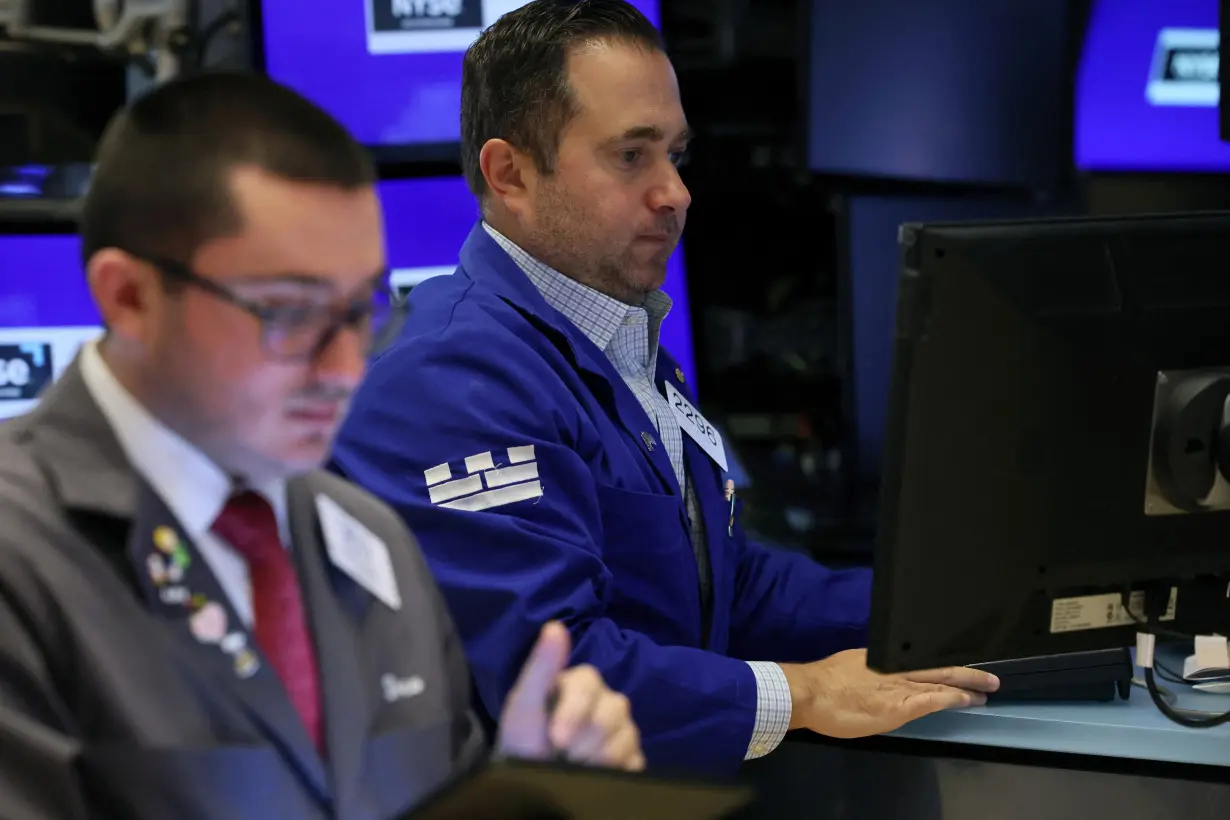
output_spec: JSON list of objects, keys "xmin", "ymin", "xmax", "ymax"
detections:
[
  {"xmin": 840, "ymin": 194, "xmax": 1062, "ymax": 486},
  {"xmin": 867, "ymin": 212, "xmax": 1230, "ymax": 675},
  {"xmin": 0, "ymin": 224, "xmax": 101, "ymax": 420},
  {"xmin": 377, "ymin": 175, "xmax": 698, "ymax": 383},
  {"xmin": 260, "ymin": 0, "xmax": 661, "ymax": 157}
]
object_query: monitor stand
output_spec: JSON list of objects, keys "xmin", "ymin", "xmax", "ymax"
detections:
[{"xmin": 971, "ymin": 648, "xmax": 1133, "ymax": 703}]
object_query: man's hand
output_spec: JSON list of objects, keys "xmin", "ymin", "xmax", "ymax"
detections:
[
  {"xmin": 781, "ymin": 649, "xmax": 1001, "ymax": 738},
  {"xmin": 496, "ymin": 622, "xmax": 645, "ymax": 771}
]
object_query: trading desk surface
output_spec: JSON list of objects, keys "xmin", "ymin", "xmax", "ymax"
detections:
[
  {"xmin": 740, "ymin": 660, "xmax": 1230, "ymax": 820},
  {"xmin": 890, "ymin": 675, "xmax": 1230, "ymax": 768}
]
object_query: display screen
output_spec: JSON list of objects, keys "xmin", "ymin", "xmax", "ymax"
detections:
[
  {"xmin": 1076, "ymin": 0, "xmax": 1225, "ymax": 171},
  {"xmin": 262, "ymin": 0, "xmax": 662, "ymax": 150},
  {"xmin": 0, "ymin": 232, "xmax": 102, "ymax": 419},
  {"xmin": 379, "ymin": 175, "xmax": 696, "ymax": 383},
  {"xmin": 806, "ymin": 0, "xmax": 1070, "ymax": 187}
]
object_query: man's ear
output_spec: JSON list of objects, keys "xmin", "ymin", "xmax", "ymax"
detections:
[
  {"xmin": 479, "ymin": 138, "xmax": 537, "ymax": 218},
  {"xmin": 86, "ymin": 248, "xmax": 159, "ymax": 342}
]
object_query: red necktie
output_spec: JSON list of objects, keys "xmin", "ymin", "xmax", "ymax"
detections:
[{"xmin": 211, "ymin": 490, "xmax": 324, "ymax": 752}]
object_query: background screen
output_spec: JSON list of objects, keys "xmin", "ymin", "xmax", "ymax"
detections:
[
  {"xmin": 1076, "ymin": 0, "xmax": 1225, "ymax": 171},
  {"xmin": 0, "ymin": 177, "xmax": 697, "ymax": 421},
  {"xmin": 378, "ymin": 176, "xmax": 696, "ymax": 383},
  {"xmin": 0, "ymin": 232, "xmax": 101, "ymax": 419},
  {"xmin": 262, "ymin": 0, "xmax": 662, "ymax": 149},
  {"xmin": 806, "ymin": 0, "xmax": 1071, "ymax": 187}
]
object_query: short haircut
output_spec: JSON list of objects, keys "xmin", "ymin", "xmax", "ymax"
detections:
[
  {"xmin": 460, "ymin": 0, "xmax": 663, "ymax": 201},
  {"xmin": 81, "ymin": 71, "xmax": 375, "ymax": 266}
]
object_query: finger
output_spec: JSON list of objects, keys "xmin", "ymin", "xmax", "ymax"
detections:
[
  {"xmin": 548, "ymin": 665, "xmax": 603, "ymax": 749},
  {"xmin": 561, "ymin": 691, "xmax": 633, "ymax": 764},
  {"xmin": 903, "ymin": 666, "xmax": 1000, "ymax": 693},
  {"xmin": 600, "ymin": 722, "xmax": 644, "ymax": 771},
  {"xmin": 506, "ymin": 622, "xmax": 572, "ymax": 711},
  {"xmin": 901, "ymin": 685, "xmax": 982, "ymax": 722},
  {"xmin": 561, "ymin": 723, "xmax": 608, "ymax": 763}
]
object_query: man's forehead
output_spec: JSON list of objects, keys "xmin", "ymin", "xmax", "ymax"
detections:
[
  {"xmin": 200, "ymin": 166, "xmax": 384, "ymax": 287},
  {"xmin": 565, "ymin": 41, "xmax": 681, "ymax": 115},
  {"xmin": 605, "ymin": 124, "xmax": 693, "ymax": 144}
]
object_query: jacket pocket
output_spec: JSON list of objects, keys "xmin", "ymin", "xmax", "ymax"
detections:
[{"xmin": 594, "ymin": 483, "xmax": 700, "ymax": 638}]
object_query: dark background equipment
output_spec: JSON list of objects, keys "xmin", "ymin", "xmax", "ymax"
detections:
[{"xmin": 866, "ymin": 212, "xmax": 1230, "ymax": 678}]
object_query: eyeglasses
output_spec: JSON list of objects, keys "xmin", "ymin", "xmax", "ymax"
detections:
[{"xmin": 130, "ymin": 253, "xmax": 409, "ymax": 361}]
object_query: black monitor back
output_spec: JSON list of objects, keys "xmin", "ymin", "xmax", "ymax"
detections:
[{"xmin": 868, "ymin": 212, "xmax": 1230, "ymax": 674}]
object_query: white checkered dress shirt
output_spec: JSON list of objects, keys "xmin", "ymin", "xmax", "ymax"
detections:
[{"xmin": 483, "ymin": 223, "xmax": 791, "ymax": 759}]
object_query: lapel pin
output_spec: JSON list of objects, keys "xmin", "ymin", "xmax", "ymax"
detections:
[
  {"xmin": 146, "ymin": 554, "xmax": 168, "ymax": 586},
  {"xmin": 153, "ymin": 526, "xmax": 192, "ymax": 570},
  {"xmin": 641, "ymin": 431, "xmax": 656, "ymax": 451},
  {"xmin": 153, "ymin": 526, "xmax": 178, "ymax": 554},
  {"xmin": 675, "ymin": 367, "xmax": 685, "ymax": 383},
  {"xmin": 221, "ymin": 632, "xmax": 247, "ymax": 654},
  {"xmin": 159, "ymin": 585, "xmax": 190, "ymax": 606},
  {"xmin": 189, "ymin": 601, "xmax": 228, "ymax": 644},
  {"xmin": 233, "ymin": 648, "xmax": 260, "ymax": 679}
]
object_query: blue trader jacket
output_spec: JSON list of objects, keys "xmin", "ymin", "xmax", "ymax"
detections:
[{"xmin": 331, "ymin": 224, "xmax": 872, "ymax": 775}]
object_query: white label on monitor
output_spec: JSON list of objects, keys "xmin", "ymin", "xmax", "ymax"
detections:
[
  {"xmin": 365, "ymin": 0, "xmax": 529, "ymax": 55},
  {"xmin": 1049, "ymin": 588, "xmax": 1177, "ymax": 634},
  {"xmin": 1145, "ymin": 27, "xmax": 1219, "ymax": 108}
]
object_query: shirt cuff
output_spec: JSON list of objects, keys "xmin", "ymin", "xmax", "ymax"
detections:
[{"xmin": 744, "ymin": 661, "xmax": 792, "ymax": 760}]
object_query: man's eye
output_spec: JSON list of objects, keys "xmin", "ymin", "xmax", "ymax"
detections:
[
  {"xmin": 264, "ymin": 304, "xmax": 324, "ymax": 327},
  {"xmin": 619, "ymin": 149, "xmax": 642, "ymax": 165}
]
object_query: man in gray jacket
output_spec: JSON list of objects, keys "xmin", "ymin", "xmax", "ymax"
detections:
[{"xmin": 0, "ymin": 71, "xmax": 641, "ymax": 820}]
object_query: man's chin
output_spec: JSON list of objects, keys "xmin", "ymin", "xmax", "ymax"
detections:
[
  {"xmin": 634, "ymin": 262, "xmax": 671, "ymax": 293},
  {"xmin": 250, "ymin": 435, "xmax": 334, "ymax": 480}
]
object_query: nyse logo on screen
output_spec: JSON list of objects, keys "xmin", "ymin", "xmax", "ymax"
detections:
[
  {"xmin": 366, "ymin": 0, "xmax": 525, "ymax": 55},
  {"xmin": 372, "ymin": 0, "xmax": 482, "ymax": 34},
  {"xmin": 0, "ymin": 343, "xmax": 53, "ymax": 401},
  {"xmin": 1146, "ymin": 28, "xmax": 1219, "ymax": 107}
]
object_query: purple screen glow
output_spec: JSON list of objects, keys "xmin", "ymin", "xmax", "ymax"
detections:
[
  {"xmin": 0, "ymin": 232, "xmax": 101, "ymax": 418},
  {"xmin": 262, "ymin": 0, "xmax": 661, "ymax": 148},
  {"xmin": 0, "ymin": 173, "xmax": 695, "ymax": 421},
  {"xmin": 378, "ymin": 176, "xmax": 696, "ymax": 383},
  {"xmin": 1076, "ymin": 0, "xmax": 1226, "ymax": 171}
]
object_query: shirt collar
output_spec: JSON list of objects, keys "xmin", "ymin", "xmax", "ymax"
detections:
[
  {"xmin": 482, "ymin": 222, "xmax": 672, "ymax": 354},
  {"xmin": 78, "ymin": 340, "xmax": 288, "ymax": 542}
]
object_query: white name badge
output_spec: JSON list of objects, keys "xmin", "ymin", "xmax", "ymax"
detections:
[
  {"xmin": 663, "ymin": 382, "xmax": 729, "ymax": 472},
  {"xmin": 315, "ymin": 494, "xmax": 402, "ymax": 611}
]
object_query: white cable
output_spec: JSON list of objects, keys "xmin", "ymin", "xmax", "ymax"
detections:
[{"xmin": 1136, "ymin": 631, "xmax": 1157, "ymax": 669}]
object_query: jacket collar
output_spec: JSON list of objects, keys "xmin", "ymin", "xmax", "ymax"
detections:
[
  {"xmin": 457, "ymin": 220, "xmax": 689, "ymax": 386},
  {"xmin": 457, "ymin": 222, "xmax": 616, "ymax": 370},
  {"xmin": 17, "ymin": 355, "xmax": 138, "ymax": 519}
]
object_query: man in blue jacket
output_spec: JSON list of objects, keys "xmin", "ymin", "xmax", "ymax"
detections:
[{"xmin": 332, "ymin": 0, "xmax": 998, "ymax": 775}]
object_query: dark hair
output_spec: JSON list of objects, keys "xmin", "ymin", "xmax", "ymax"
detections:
[
  {"xmin": 81, "ymin": 71, "xmax": 375, "ymax": 266},
  {"xmin": 460, "ymin": 0, "xmax": 662, "ymax": 201}
]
